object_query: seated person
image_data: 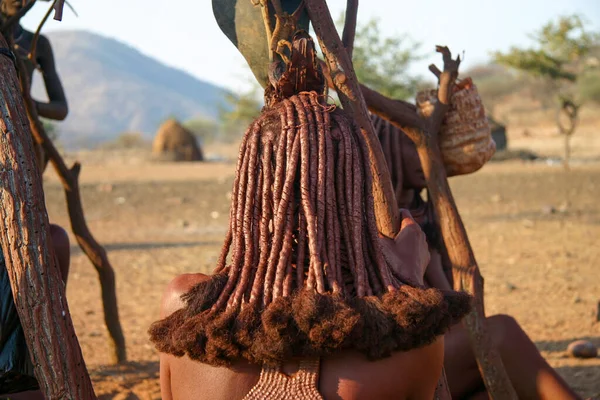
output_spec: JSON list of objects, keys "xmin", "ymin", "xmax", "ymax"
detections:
[
  {"xmin": 156, "ymin": 211, "xmax": 450, "ymax": 400},
  {"xmin": 376, "ymin": 115, "xmax": 581, "ymax": 400},
  {"xmin": 150, "ymin": 31, "xmax": 471, "ymax": 400}
]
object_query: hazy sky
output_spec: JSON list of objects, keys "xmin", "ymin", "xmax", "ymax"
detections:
[{"xmin": 21, "ymin": 0, "xmax": 600, "ymax": 92}]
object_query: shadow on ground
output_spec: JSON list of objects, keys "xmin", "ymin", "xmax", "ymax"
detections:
[
  {"xmin": 536, "ymin": 337, "xmax": 599, "ymax": 399},
  {"xmin": 536, "ymin": 336, "xmax": 600, "ymax": 352},
  {"xmin": 555, "ymin": 365, "xmax": 600, "ymax": 399},
  {"xmin": 91, "ymin": 361, "xmax": 159, "ymax": 400},
  {"xmin": 70, "ymin": 241, "xmax": 221, "ymax": 253}
]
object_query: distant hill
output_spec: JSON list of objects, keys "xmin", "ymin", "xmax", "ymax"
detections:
[{"xmin": 31, "ymin": 30, "xmax": 230, "ymax": 148}]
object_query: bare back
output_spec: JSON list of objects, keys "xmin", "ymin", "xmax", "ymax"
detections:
[{"xmin": 159, "ymin": 274, "xmax": 444, "ymax": 400}]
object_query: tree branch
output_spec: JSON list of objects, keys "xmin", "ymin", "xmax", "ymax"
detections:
[
  {"xmin": 305, "ymin": 0, "xmax": 400, "ymax": 238},
  {"xmin": 52, "ymin": 0, "xmax": 66, "ymax": 21},
  {"xmin": 0, "ymin": 32, "xmax": 97, "ymax": 399},
  {"xmin": 409, "ymin": 47, "xmax": 518, "ymax": 399},
  {"xmin": 28, "ymin": 0, "xmax": 58, "ymax": 66},
  {"xmin": 427, "ymin": 46, "xmax": 460, "ymax": 136},
  {"xmin": 12, "ymin": 36, "xmax": 127, "ymax": 365},
  {"xmin": 360, "ymin": 82, "xmax": 423, "ymax": 129},
  {"xmin": 319, "ymin": 57, "xmax": 426, "ymax": 131},
  {"xmin": 341, "ymin": 0, "xmax": 358, "ymax": 59}
]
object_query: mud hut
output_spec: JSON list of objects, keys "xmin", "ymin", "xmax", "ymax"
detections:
[
  {"xmin": 152, "ymin": 119, "xmax": 204, "ymax": 162},
  {"xmin": 488, "ymin": 116, "xmax": 507, "ymax": 151}
]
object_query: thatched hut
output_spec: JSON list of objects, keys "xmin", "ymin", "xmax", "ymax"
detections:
[{"xmin": 152, "ymin": 119, "xmax": 204, "ymax": 162}]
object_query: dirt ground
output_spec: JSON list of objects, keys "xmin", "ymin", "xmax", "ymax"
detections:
[{"xmin": 41, "ymin": 140, "xmax": 600, "ymax": 399}]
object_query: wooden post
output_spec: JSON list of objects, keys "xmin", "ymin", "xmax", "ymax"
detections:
[
  {"xmin": 400, "ymin": 48, "xmax": 518, "ymax": 399},
  {"xmin": 1, "ymin": 3, "xmax": 127, "ymax": 362},
  {"xmin": 0, "ymin": 33, "xmax": 97, "ymax": 399},
  {"xmin": 417, "ymin": 142, "xmax": 517, "ymax": 399}
]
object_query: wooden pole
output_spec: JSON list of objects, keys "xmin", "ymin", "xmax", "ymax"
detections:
[
  {"xmin": 0, "ymin": 33, "xmax": 96, "ymax": 399},
  {"xmin": 404, "ymin": 48, "xmax": 518, "ymax": 399}
]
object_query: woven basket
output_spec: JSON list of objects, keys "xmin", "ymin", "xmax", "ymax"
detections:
[{"xmin": 416, "ymin": 78, "xmax": 496, "ymax": 176}]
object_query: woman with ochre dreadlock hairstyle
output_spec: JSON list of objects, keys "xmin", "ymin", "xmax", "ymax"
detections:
[
  {"xmin": 149, "ymin": 30, "xmax": 471, "ymax": 400},
  {"xmin": 373, "ymin": 117, "xmax": 582, "ymax": 400}
]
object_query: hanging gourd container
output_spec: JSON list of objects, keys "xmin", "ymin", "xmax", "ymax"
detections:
[{"xmin": 416, "ymin": 78, "xmax": 496, "ymax": 176}]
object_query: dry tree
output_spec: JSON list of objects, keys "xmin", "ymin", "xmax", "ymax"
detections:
[
  {"xmin": 150, "ymin": 30, "xmax": 470, "ymax": 367},
  {"xmin": 0, "ymin": 0, "xmax": 126, "ymax": 364}
]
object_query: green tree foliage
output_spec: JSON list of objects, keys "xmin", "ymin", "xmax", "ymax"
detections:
[
  {"xmin": 493, "ymin": 14, "xmax": 600, "ymax": 168},
  {"xmin": 339, "ymin": 16, "xmax": 424, "ymax": 100},
  {"xmin": 578, "ymin": 68, "xmax": 600, "ymax": 103},
  {"xmin": 494, "ymin": 15, "xmax": 598, "ymax": 103},
  {"xmin": 577, "ymin": 46, "xmax": 600, "ymax": 103},
  {"xmin": 41, "ymin": 119, "xmax": 59, "ymax": 142},
  {"xmin": 465, "ymin": 63, "xmax": 557, "ymax": 116},
  {"xmin": 218, "ymin": 85, "xmax": 263, "ymax": 142},
  {"xmin": 184, "ymin": 118, "xmax": 220, "ymax": 144}
]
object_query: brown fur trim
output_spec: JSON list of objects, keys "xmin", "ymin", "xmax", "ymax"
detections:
[{"xmin": 149, "ymin": 275, "xmax": 471, "ymax": 367}]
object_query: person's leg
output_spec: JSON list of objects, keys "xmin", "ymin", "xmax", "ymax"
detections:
[
  {"xmin": 49, "ymin": 224, "xmax": 70, "ymax": 285},
  {"xmin": 445, "ymin": 314, "xmax": 581, "ymax": 400},
  {"xmin": 444, "ymin": 324, "xmax": 487, "ymax": 399}
]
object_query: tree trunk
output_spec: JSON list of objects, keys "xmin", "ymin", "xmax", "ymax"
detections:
[
  {"xmin": 12, "ymin": 40, "xmax": 127, "ymax": 365},
  {"xmin": 556, "ymin": 101, "xmax": 578, "ymax": 171},
  {"xmin": 564, "ymin": 132, "xmax": 571, "ymax": 170},
  {"xmin": 0, "ymin": 33, "xmax": 96, "ymax": 399}
]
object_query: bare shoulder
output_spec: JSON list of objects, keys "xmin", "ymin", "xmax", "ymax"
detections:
[
  {"xmin": 160, "ymin": 273, "xmax": 211, "ymax": 318},
  {"xmin": 325, "ymin": 336, "xmax": 445, "ymax": 399},
  {"xmin": 376, "ymin": 337, "xmax": 445, "ymax": 398},
  {"xmin": 35, "ymin": 34, "xmax": 52, "ymax": 52},
  {"xmin": 400, "ymin": 337, "xmax": 445, "ymax": 398}
]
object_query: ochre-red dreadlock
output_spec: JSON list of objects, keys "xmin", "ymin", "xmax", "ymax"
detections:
[{"xmin": 149, "ymin": 31, "xmax": 470, "ymax": 367}]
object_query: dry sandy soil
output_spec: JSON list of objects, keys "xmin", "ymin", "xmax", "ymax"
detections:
[{"xmin": 40, "ymin": 135, "xmax": 600, "ymax": 399}]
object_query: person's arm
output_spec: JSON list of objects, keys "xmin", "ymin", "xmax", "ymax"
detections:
[
  {"xmin": 379, "ymin": 209, "xmax": 430, "ymax": 286},
  {"xmin": 159, "ymin": 354, "xmax": 173, "ymax": 400},
  {"xmin": 35, "ymin": 35, "xmax": 68, "ymax": 121},
  {"xmin": 158, "ymin": 273, "xmax": 210, "ymax": 400}
]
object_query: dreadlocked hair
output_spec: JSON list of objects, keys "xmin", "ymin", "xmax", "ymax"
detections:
[
  {"xmin": 371, "ymin": 114, "xmax": 442, "ymax": 250},
  {"xmin": 149, "ymin": 31, "xmax": 471, "ymax": 367}
]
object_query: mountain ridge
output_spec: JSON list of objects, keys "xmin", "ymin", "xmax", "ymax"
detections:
[{"xmin": 30, "ymin": 30, "xmax": 230, "ymax": 148}]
